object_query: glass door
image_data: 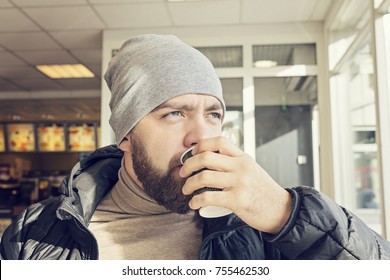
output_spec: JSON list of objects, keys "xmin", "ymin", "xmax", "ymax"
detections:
[{"xmin": 252, "ymin": 44, "xmax": 318, "ymax": 188}]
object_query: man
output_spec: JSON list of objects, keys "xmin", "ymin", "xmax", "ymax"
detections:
[{"xmin": 1, "ymin": 34, "xmax": 389, "ymax": 259}]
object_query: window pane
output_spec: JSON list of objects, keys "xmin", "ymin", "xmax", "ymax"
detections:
[
  {"xmin": 343, "ymin": 39, "xmax": 382, "ymax": 211},
  {"xmin": 196, "ymin": 46, "xmax": 243, "ymax": 68},
  {"xmin": 253, "ymin": 44, "xmax": 316, "ymax": 67},
  {"xmin": 254, "ymin": 76, "xmax": 317, "ymax": 187},
  {"xmin": 330, "ymin": 34, "xmax": 382, "ymax": 229},
  {"xmin": 355, "ymin": 151, "xmax": 380, "ymax": 209},
  {"xmin": 221, "ymin": 78, "xmax": 243, "ymax": 149},
  {"xmin": 328, "ymin": 0, "xmax": 370, "ymax": 69}
]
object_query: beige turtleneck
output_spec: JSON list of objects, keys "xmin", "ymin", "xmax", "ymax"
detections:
[{"xmin": 88, "ymin": 159, "xmax": 203, "ymax": 260}]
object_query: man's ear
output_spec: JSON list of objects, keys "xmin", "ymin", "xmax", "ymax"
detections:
[{"xmin": 118, "ymin": 136, "xmax": 132, "ymax": 152}]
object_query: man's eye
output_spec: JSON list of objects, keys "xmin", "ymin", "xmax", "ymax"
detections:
[
  {"xmin": 163, "ymin": 111, "xmax": 182, "ymax": 118},
  {"xmin": 209, "ymin": 112, "xmax": 222, "ymax": 119}
]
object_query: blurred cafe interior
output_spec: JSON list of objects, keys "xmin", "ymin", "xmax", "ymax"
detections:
[{"xmin": 0, "ymin": 0, "xmax": 390, "ymax": 240}]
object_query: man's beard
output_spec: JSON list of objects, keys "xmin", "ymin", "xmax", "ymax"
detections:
[{"xmin": 130, "ymin": 134, "xmax": 192, "ymax": 214}]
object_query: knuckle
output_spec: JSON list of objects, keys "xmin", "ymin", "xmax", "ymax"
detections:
[
  {"xmin": 201, "ymin": 151, "xmax": 213, "ymax": 162},
  {"xmin": 215, "ymin": 136, "xmax": 224, "ymax": 147},
  {"xmin": 199, "ymin": 192, "xmax": 211, "ymax": 204},
  {"xmin": 197, "ymin": 170, "xmax": 209, "ymax": 182}
]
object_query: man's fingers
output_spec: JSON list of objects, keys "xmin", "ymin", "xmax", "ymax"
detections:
[
  {"xmin": 180, "ymin": 151, "xmax": 237, "ymax": 178},
  {"xmin": 182, "ymin": 169, "xmax": 233, "ymax": 195},
  {"xmin": 188, "ymin": 188, "xmax": 232, "ymax": 211},
  {"xmin": 193, "ymin": 136, "xmax": 244, "ymax": 157}
]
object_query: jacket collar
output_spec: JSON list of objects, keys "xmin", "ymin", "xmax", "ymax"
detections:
[{"xmin": 57, "ymin": 145, "xmax": 123, "ymax": 225}]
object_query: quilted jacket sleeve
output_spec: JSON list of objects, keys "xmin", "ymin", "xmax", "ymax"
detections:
[{"xmin": 264, "ymin": 186, "xmax": 390, "ymax": 259}]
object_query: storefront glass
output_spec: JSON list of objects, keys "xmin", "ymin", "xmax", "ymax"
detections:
[{"xmin": 327, "ymin": 0, "xmax": 389, "ymax": 235}]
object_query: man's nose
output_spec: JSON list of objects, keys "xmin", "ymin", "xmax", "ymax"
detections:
[{"xmin": 183, "ymin": 119, "xmax": 215, "ymax": 147}]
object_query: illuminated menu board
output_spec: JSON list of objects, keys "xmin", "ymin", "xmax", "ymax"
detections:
[
  {"xmin": 68, "ymin": 124, "xmax": 96, "ymax": 151},
  {"xmin": 38, "ymin": 124, "xmax": 65, "ymax": 151},
  {"xmin": 7, "ymin": 124, "xmax": 35, "ymax": 152},
  {"xmin": 0, "ymin": 125, "xmax": 5, "ymax": 152},
  {"xmin": 97, "ymin": 126, "xmax": 101, "ymax": 148}
]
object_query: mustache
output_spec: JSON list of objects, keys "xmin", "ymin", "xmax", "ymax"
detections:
[{"xmin": 168, "ymin": 151, "xmax": 186, "ymax": 170}]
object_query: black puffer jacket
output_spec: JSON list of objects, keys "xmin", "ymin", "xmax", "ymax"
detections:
[{"xmin": 1, "ymin": 145, "xmax": 389, "ymax": 260}]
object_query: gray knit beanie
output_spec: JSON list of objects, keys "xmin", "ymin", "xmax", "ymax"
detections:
[{"xmin": 104, "ymin": 34, "xmax": 225, "ymax": 145}]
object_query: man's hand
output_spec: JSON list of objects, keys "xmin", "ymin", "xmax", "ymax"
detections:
[{"xmin": 180, "ymin": 136, "xmax": 292, "ymax": 234}]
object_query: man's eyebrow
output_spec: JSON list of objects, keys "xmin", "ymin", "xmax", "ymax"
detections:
[
  {"xmin": 152, "ymin": 102, "xmax": 193, "ymax": 112},
  {"xmin": 152, "ymin": 101, "xmax": 223, "ymax": 112},
  {"xmin": 205, "ymin": 103, "xmax": 223, "ymax": 111}
]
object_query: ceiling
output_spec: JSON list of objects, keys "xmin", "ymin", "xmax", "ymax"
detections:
[{"xmin": 0, "ymin": 0, "xmax": 333, "ymax": 122}]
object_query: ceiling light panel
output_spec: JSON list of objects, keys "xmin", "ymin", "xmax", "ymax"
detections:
[{"xmin": 36, "ymin": 64, "xmax": 95, "ymax": 79}]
